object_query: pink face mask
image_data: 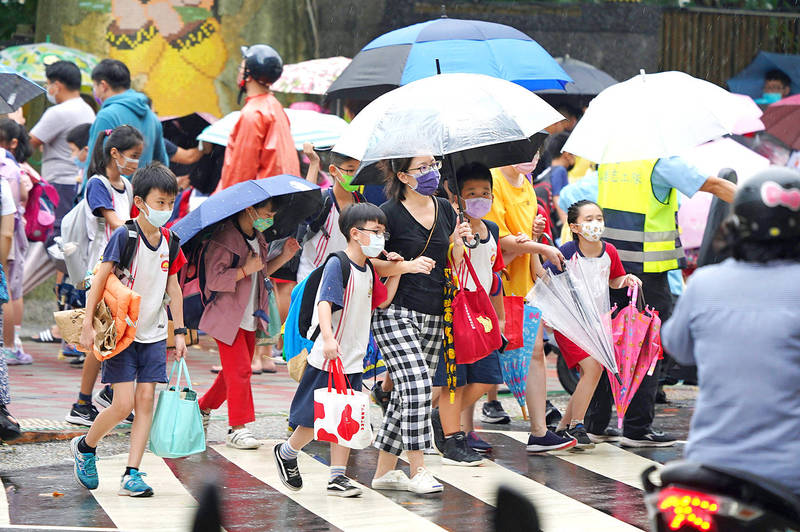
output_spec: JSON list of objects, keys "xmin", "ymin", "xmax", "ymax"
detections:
[{"xmin": 513, "ymin": 162, "xmax": 536, "ymax": 175}]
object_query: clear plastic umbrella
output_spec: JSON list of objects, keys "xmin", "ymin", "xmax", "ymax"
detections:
[
  {"xmin": 332, "ymin": 72, "xmax": 564, "ymax": 166},
  {"xmin": 528, "ymin": 257, "xmax": 620, "ymax": 382}
]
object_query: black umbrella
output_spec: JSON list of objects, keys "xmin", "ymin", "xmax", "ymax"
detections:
[
  {"xmin": 161, "ymin": 113, "xmax": 216, "ymax": 149},
  {"xmin": 0, "ymin": 66, "xmax": 45, "ymax": 113}
]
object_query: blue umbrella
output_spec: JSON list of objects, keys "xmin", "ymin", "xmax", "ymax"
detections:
[
  {"xmin": 326, "ymin": 17, "xmax": 571, "ymax": 100},
  {"xmin": 727, "ymin": 51, "xmax": 800, "ymax": 100},
  {"xmin": 499, "ymin": 305, "xmax": 542, "ymax": 420},
  {"xmin": 172, "ymin": 174, "xmax": 321, "ymax": 243},
  {"xmin": 0, "ymin": 65, "xmax": 45, "ymax": 113}
]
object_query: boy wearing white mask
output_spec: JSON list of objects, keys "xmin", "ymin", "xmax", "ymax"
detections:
[
  {"xmin": 542, "ymin": 199, "xmax": 641, "ymax": 449},
  {"xmin": 275, "ymin": 203, "xmax": 390, "ymax": 498},
  {"xmin": 72, "ymin": 163, "xmax": 187, "ymax": 497}
]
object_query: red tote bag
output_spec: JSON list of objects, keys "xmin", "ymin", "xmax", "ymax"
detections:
[
  {"xmin": 502, "ymin": 295, "xmax": 525, "ymax": 351},
  {"xmin": 452, "ymin": 254, "xmax": 503, "ymax": 364}
]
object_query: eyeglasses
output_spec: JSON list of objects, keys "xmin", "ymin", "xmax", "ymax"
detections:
[
  {"xmin": 405, "ymin": 160, "xmax": 442, "ymax": 175},
  {"xmin": 335, "ymin": 165, "xmax": 358, "ymax": 176},
  {"xmin": 357, "ymin": 227, "xmax": 390, "ymax": 240}
]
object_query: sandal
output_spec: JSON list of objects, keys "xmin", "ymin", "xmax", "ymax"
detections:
[
  {"xmin": 210, "ymin": 366, "xmax": 223, "ymax": 374},
  {"xmin": 32, "ymin": 329, "xmax": 60, "ymax": 343}
]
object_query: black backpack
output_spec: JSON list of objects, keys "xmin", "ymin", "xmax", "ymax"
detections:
[
  {"xmin": 301, "ymin": 188, "xmax": 366, "ymax": 242},
  {"xmin": 117, "ymin": 220, "xmax": 181, "ymax": 277},
  {"xmin": 296, "ymin": 250, "xmax": 374, "ymax": 341}
]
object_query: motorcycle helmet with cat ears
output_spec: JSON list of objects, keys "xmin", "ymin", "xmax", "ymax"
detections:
[{"xmin": 729, "ymin": 167, "xmax": 800, "ymax": 241}]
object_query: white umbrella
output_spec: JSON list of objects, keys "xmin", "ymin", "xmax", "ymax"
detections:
[
  {"xmin": 197, "ymin": 109, "xmax": 348, "ymax": 150},
  {"xmin": 332, "ymin": 72, "xmax": 564, "ymax": 165},
  {"xmin": 682, "ymin": 137, "xmax": 770, "ymax": 185},
  {"xmin": 563, "ymin": 70, "xmax": 764, "ymax": 164}
]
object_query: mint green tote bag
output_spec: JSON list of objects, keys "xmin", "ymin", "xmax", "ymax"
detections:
[{"xmin": 149, "ymin": 359, "xmax": 206, "ymax": 458}]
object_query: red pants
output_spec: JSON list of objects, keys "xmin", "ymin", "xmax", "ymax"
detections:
[{"xmin": 199, "ymin": 329, "xmax": 256, "ymax": 427}]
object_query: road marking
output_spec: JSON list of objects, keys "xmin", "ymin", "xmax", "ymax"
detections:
[
  {"xmin": 0, "ymin": 526, "xmax": 118, "ymax": 531},
  {"xmin": 0, "ymin": 476, "xmax": 10, "ymax": 526},
  {"xmin": 409, "ymin": 453, "xmax": 641, "ymax": 532},
  {"xmin": 493, "ymin": 430, "xmax": 662, "ymax": 489},
  {"xmin": 90, "ymin": 453, "xmax": 198, "ymax": 532},
  {"xmin": 214, "ymin": 441, "xmax": 444, "ymax": 532}
]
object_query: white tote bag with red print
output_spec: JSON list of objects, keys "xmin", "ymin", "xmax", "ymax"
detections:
[{"xmin": 313, "ymin": 359, "xmax": 373, "ymax": 449}]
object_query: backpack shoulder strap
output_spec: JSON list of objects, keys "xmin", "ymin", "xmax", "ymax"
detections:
[
  {"xmin": 118, "ymin": 220, "xmax": 140, "ymax": 273},
  {"xmin": 353, "ymin": 190, "xmax": 367, "ymax": 203},
  {"xmin": 161, "ymin": 228, "xmax": 182, "ymax": 269},
  {"xmin": 332, "ymin": 250, "xmax": 352, "ymax": 290},
  {"xmin": 307, "ymin": 189, "xmax": 334, "ymax": 236}
]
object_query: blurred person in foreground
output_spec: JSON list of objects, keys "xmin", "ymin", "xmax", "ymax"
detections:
[{"xmin": 662, "ymin": 167, "xmax": 800, "ymax": 495}]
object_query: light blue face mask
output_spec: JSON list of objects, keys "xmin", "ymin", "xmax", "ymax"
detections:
[
  {"xmin": 143, "ymin": 204, "xmax": 172, "ymax": 228},
  {"xmin": 756, "ymin": 92, "xmax": 783, "ymax": 105},
  {"xmin": 72, "ymin": 156, "xmax": 84, "ymax": 169}
]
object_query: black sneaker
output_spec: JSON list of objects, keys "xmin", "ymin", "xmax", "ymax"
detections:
[
  {"xmin": 327, "ymin": 475, "xmax": 362, "ymax": 497},
  {"xmin": 526, "ymin": 430, "xmax": 577, "ymax": 453},
  {"xmin": 122, "ymin": 411, "xmax": 135, "ymax": 424},
  {"xmin": 655, "ymin": 388, "xmax": 669, "ymax": 404},
  {"xmin": 431, "ymin": 408, "xmax": 445, "ymax": 453},
  {"xmin": 587, "ymin": 427, "xmax": 621, "ymax": 444},
  {"xmin": 480, "ymin": 400, "xmax": 510, "ymax": 424},
  {"xmin": 65, "ymin": 403, "xmax": 99, "ymax": 426},
  {"xmin": 69, "ymin": 354, "xmax": 85, "ymax": 367},
  {"xmin": 620, "ymin": 429, "xmax": 677, "ymax": 448},
  {"xmin": 371, "ymin": 382, "xmax": 391, "ymax": 416},
  {"xmin": 273, "ymin": 443, "xmax": 302, "ymax": 490},
  {"xmin": 566, "ymin": 424, "xmax": 594, "ymax": 449},
  {"xmin": 94, "ymin": 386, "xmax": 113, "ymax": 409},
  {"xmin": 441, "ymin": 432, "xmax": 484, "ymax": 466},
  {"xmin": 545, "ymin": 400, "xmax": 562, "ymax": 429}
]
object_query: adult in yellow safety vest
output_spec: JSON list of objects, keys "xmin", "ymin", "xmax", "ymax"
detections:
[{"xmin": 584, "ymin": 156, "xmax": 735, "ymax": 448}]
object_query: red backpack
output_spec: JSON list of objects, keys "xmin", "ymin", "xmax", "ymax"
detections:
[{"xmin": 22, "ymin": 165, "xmax": 59, "ymax": 242}]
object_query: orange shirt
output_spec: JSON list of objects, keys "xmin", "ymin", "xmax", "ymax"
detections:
[{"xmin": 216, "ymin": 92, "xmax": 300, "ymax": 191}]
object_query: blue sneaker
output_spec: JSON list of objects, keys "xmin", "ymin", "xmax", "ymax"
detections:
[
  {"xmin": 70, "ymin": 436, "xmax": 99, "ymax": 489},
  {"xmin": 466, "ymin": 431, "xmax": 493, "ymax": 453},
  {"xmin": 526, "ymin": 430, "xmax": 577, "ymax": 453},
  {"xmin": 119, "ymin": 470, "xmax": 153, "ymax": 497}
]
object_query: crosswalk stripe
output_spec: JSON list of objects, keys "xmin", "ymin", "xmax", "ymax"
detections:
[
  {"xmin": 0, "ymin": 525, "xmax": 118, "ymax": 531},
  {"xmin": 0, "ymin": 470, "xmax": 9, "ymax": 526},
  {"xmin": 214, "ymin": 441, "xmax": 444, "ymax": 532},
  {"xmin": 417, "ymin": 450, "xmax": 641, "ymax": 531},
  {"xmin": 90, "ymin": 453, "xmax": 198, "ymax": 531},
  {"xmin": 492, "ymin": 430, "xmax": 661, "ymax": 489}
]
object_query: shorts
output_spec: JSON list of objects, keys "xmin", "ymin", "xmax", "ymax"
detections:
[
  {"xmin": 432, "ymin": 348, "xmax": 504, "ymax": 387},
  {"xmin": 553, "ymin": 330, "xmax": 589, "ymax": 369},
  {"xmin": 6, "ymin": 259, "xmax": 23, "ymax": 301},
  {"xmin": 101, "ymin": 340, "xmax": 168, "ymax": 384},
  {"xmin": 288, "ymin": 364, "xmax": 363, "ymax": 429}
]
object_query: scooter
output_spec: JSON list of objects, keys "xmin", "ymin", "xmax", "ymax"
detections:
[{"xmin": 641, "ymin": 460, "xmax": 800, "ymax": 531}]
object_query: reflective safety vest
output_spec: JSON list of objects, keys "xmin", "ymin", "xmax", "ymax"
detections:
[{"xmin": 597, "ymin": 160, "xmax": 685, "ymax": 274}]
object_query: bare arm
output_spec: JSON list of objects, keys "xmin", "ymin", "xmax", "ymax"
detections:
[
  {"xmin": 303, "ymin": 143, "xmax": 321, "ymax": 185},
  {"xmin": 699, "ymin": 177, "xmax": 736, "ymax": 203},
  {"xmin": 263, "ymin": 238, "xmax": 300, "ymax": 276},
  {"xmin": 317, "ymin": 300, "xmax": 341, "ymax": 361},
  {"xmin": 29, "ymin": 135, "xmax": 43, "ymax": 150},
  {"xmin": 500, "ymin": 236, "xmax": 564, "ymax": 271},
  {"xmin": 379, "ymin": 276, "xmax": 400, "ymax": 309},
  {"xmin": 491, "ymin": 291, "xmax": 505, "ymax": 331},
  {"xmin": 166, "ymin": 273, "xmax": 187, "ymax": 360},
  {"xmin": 0, "ymin": 213, "xmax": 13, "ymax": 269},
  {"xmin": 99, "ymin": 208, "xmax": 126, "ymax": 232},
  {"xmin": 171, "ymin": 147, "xmax": 204, "ymax": 165}
]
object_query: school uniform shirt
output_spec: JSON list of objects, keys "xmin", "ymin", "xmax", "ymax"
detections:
[
  {"xmin": 381, "ymin": 196, "xmax": 458, "ymax": 316},
  {"xmin": 85, "ymin": 176, "xmax": 132, "ymax": 244},
  {"xmin": 453, "ymin": 220, "xmax": 504, "ymax": 293},
  {"xmin": 0, "ymin": 179, "xmax": 15, "ymax": 217},
  {"xmin": 485, "ymin": 169, "xmax": 539, "ymax": 297},
  {"xmin": 102, "ymin": 224, "xmax": 186, "ymax": 343},
  {"xmin": 306, "ymin": 255, "xmax": 373, "ymax": 374},
  {"xmin": 297, "ymin": 190, "xmax": 349, "ymax": 282},
  {"xmin": 239, "ymin": 234, "xmax": 260, "ymax": 331},
  {"xmin": 544, "ymin": 240, "xmax": 626, "ymax": 280}
]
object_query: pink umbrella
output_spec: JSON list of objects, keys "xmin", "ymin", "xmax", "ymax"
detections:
[
  {"xmin": 762, "ymin": 94, "xmax": 800, "ymax": 150},
  {"xmin": 609, "ymin": 285, "xmax": 657, "ymax": 428}
]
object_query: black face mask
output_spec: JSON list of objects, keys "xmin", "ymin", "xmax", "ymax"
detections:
[{"xmin": 567, "ymin": 163, "xmax": 575, "ymax": 172}]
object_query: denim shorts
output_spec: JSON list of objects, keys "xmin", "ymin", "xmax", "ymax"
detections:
[
  {"xmin": 101, "ymin": 340, "xmax": 168, "ymax": 384},
  {"xmin": 432, "ymin": 349, "xmax": 504, "ymax": 387}
]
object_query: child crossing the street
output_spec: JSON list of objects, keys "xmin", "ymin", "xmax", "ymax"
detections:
[
  {"xmin": 274, "ymin": 203, "xmax": 389, "ymax": 497},
  {"xmin": 71, "ymin": 163, "xmax": 187, "ymax": 497}
]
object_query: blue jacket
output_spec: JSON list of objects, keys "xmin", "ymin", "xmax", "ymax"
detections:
[{"xmin": 86, "ymin": 90, "xmax": 168, "ymax": 176}]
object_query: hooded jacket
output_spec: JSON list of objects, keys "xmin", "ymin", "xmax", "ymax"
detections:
[
  {"xmin": 198, "ymin": 220, "xmax": 271, "ymax": 346},
  {"xmin": 86, "ymin": 89, "xmax": 169, "ymax": 174}
]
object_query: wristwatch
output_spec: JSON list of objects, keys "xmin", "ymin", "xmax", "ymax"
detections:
[{"xmin": 173, "ymin": 327, "xmax": 188, "ymax": 336}]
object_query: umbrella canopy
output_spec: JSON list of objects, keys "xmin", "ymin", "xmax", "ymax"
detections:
[
  {"xmin": 682, "ymin": 137, "xmax": 769, "ymax": 186},
  {"xmin": 499, "ymin": 305, "xmax": 542, "ymax": 420},
  {"xmin": 326, "ymin": 17, "xmax": 571, "ymax": 100},
  {"xmin": 563, "ymin": 71, "xmax": 764, "ymax": 164},
  {"xmin": 0, "ymin": 43, "xmax": 99, "ymax": 89},
  {"xmin": 0, "ymin": 65, "xmax": 45, "ymax": 113},
  {"xmin": 332, "ymin": 73, "xmax": 563, "ymax": 182},
  {"xmin": 171, "ymin": 174, "xmax": 321, "ymax": 243},
  {"xmin": 761, "ymin": 93, "xmax": 800, "ymax": 150},
  {"xmin": 272, "ymin": 56, "xmax": 351, "ymax": 95},
  {"xmin": 727, "ymin": 51, "xmax": 800, "ymax": 100},
  {"xmin": 161, "ymin": 113, "xmax": 217, "ymax": 149},
  {"xmin": 539, "ymin": 55, "xmax": 618, "ymax": 97},
  {"xmin": 196, "ymin": 109, "xmax": 348, "ymax": 151}
]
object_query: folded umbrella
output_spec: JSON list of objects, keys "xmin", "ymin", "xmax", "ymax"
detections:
[
  {"xmin": 499, "ymin": 305, "xmax": 542, "ymax": 421},
  {"xmin": 0, "ymin": 65, "xmax": 45, "ymax": 113},
  {"xmin": 563, "ymin": 70, "xmax": 764, "ymax": 164},
  {"xmin": 171, "ymin": 175, "xmax": 322, "ymax": 244},
  {"xmin": 332, "ymin": 72, "xmax": 563, "ymax": 184},
  {"xmin": 327, "ymin": 17, "xmax": 571, "ymax": 100}
]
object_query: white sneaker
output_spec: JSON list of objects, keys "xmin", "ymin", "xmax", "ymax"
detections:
[
  {"xmin": 408, "ymin": 467, "xmax": 443, "ymax": 494},
  {"xmin": 371, "ymin": 469, "xmax": 411, "ymax": 491},
  {"xmin": 226, "ymin": 428, "xmax": 261, "ymax": 449}
]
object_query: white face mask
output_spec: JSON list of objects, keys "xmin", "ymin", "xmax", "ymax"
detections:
[
  {"xmin": 360, "ymin": 233, "xmax": 385, "ymax": 258},
  {"xmin": 143, "ymin": 204, "xmax": 172, "ymax": 228},
  {"xmin": 46, "ymin": 87, "xmax": 57, "ymax": 105},
  {"xmin": 579, "ymin": 221, "xmax": 605, "ymax": 242}
]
